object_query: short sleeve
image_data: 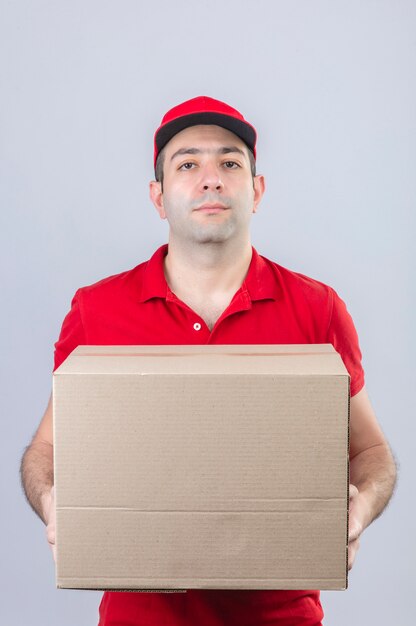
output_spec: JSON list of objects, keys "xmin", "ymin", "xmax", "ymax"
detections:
[
  {"xmin": 53, "ymin": 289, "xmax": 87, "ymax": 372},
  {"xmin": 326, "ymin": 288, "xmax": 365, "ymax": 397}
]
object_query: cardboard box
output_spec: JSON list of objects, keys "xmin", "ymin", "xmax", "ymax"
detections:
[{"xmin": 53, "ymin": 344, "xmax": 350, "ymax": 591}]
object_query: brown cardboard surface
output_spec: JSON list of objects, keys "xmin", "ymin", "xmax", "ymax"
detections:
[{"xmin": 53, "ymin": 344, "xmax": 350, "ymax": 591}]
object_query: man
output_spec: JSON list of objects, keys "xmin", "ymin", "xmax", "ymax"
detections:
[{"xmin": 21, "ymin": 95, "xmax": 397, "ymax": 626}]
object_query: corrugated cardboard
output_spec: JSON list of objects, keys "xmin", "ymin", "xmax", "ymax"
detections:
[{"xmin": 53, "ymin": 344, "xmax": 350, "ymax": 591}]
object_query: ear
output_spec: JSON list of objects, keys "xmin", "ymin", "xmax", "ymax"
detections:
[
  {"xmin": 149, "ymin": 180, "xmax": 166, "ymax": 219},
  {"xmin": 252, "ymin": 175, "xmax": 265, "ymax": 213}
]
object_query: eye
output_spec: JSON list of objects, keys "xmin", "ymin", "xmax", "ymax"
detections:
[
  {"xmin": 179, "ymin": 162, "xmax": 196, "ymax": 170},
  {"xmin": 223, "ymin": 161, "xmax": 239, "ymax": 169}
]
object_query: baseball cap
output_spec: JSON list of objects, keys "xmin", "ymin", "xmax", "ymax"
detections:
[{"xmin": 153, "ymin": 95, "xmax": 257, "ymax": 169}]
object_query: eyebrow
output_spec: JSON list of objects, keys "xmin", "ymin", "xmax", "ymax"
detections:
[{"xmin": 170, "ymin": 146, "xmax": 246, "ymax": 162}]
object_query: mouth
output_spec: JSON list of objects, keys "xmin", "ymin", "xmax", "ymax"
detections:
[{"xmin": 194, "ymin": 204, "xmax": 229, "ymax": 213}]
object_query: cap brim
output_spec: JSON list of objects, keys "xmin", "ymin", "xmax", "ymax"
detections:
[{"xmin": 155, "ymin": 112, "xmax": 256, "ymax": 156}]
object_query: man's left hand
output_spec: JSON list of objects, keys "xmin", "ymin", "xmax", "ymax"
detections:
[{"xmin": 348, "ymin": 483, "xmax": 370, "ymax": 570}]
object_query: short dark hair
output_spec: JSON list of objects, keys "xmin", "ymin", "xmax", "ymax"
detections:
[{"xmin": 155, "ymin": 144, "xmax": 256, "ymax": 191}]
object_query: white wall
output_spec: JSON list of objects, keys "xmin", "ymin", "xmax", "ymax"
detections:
[{"xmin": 1, "ymin": 1, "xmax": 414, "ymax": 624}]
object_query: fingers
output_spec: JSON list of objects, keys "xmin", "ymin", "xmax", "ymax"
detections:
[
  {"xmin": 348, "ymin": 537, "xmax": 360, "ymax": 570},
  {"xmin": 348, "ymin": 522, "xmax": 362, "ymax": 543},
  {"xmin": 46, "ymin": 523, "xmax": 55, "ymax": 546},
  {"xmin": 46, "ymin": 519, "xmax": 56, "ymax": 563},
  {"xmin": 41, "ymin": 485, "xmax": 55, "ymax": 525},
  {"xmin": 44, "ymin": 485, "xmax": 56, "ymax": 563},
  {"xmin": 348, "ymin": 483, "xmax": 363, "ymax": 541},
  {"xmin": 348, "ymin": 506, "xmax": 363, "ymax": 542},
  {"xmin": 349, "ymin": 483, "xmax": 359, "ymax": 500}
]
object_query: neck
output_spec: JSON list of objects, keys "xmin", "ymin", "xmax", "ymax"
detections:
[{"xmin": 164, "ymin": 238, "xmax": 253, "ymax": 299}]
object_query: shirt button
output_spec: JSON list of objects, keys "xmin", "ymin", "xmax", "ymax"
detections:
[{"xmin": 193, "ymin": 322, "xmax": 201, "ymax": 331}]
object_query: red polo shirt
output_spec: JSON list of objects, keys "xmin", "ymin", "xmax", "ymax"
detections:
[{"xmin": 53, "ymin": 244, "xmax": 365, "ymax": 626}]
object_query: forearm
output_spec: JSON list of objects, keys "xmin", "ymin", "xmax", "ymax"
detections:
[
  {"xmin": 349, "ymin": 442, "xmax": 397, "ymax": 530},
  {"xmin": 20, "ymin": 441, "xmax": 54, "ymax": 524}
]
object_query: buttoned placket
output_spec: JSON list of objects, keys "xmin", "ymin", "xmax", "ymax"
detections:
[{"xmin": 165, "ymin": 285, "xmax": 253, "ymax": 340}]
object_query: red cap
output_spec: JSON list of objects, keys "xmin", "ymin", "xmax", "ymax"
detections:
[{"xmin": 153, "ymin": 95, "xmax": 257, "ymax": 169}]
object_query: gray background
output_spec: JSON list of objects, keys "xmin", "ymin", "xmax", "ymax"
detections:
[{"xmin": 1, "ymin": 1, "xmax": 414, "ymax": 624}]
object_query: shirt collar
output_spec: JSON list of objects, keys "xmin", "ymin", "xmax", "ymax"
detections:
[
  {"xmin": 138, "ymin": 244, "xmax": 170, "ymax": 302},
  {"xmin": 138, "ymin": 244, "xmax": 280, "ymax": 303},
  {"xmin": 244, "ymin": 246, "xmax": 281, "ymax": 302}
]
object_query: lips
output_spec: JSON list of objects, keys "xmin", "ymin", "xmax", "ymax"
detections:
[{"xmin": 194, "ymin": 204, "xmax": 228, "ymax": 212}]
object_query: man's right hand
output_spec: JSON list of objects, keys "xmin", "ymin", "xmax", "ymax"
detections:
[{"xmin": 41, "ymin": 485, "xmax": 56, "ymax": 562}]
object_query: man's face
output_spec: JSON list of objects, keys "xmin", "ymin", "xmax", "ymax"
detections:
[{"xmin": 150, "ymin": 125, "xmax": 264, "ymax": 246}]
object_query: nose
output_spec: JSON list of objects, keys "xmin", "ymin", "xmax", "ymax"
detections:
[{"xmin": 200, "ymin": 163, "xmax": 224, "ymax": 192}]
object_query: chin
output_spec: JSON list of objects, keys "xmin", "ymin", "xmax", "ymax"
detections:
[
  {"xmin": 191, "ymin": 224, "xmax": 236, "ymax": 244},
  {"xmin": 195, "ymin": 235, "xmax": 230, "ymax": 244}
]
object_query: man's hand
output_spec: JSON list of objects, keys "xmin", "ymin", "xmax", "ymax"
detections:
[
  {"xmin": 41, "ymin": 486, "xmax": 56, "ymax": 562},
  {"xmin": 347, "ymin": 388, "xmax": 397, "ymax": 571},
  {"xmin": 348, "ymin": 483, "xmax": 370, "ymax": 570}
]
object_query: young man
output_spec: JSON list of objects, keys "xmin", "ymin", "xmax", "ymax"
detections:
[{"xmin": 21, "ymin": 96, "xmax": 397, "ymax": 626}]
